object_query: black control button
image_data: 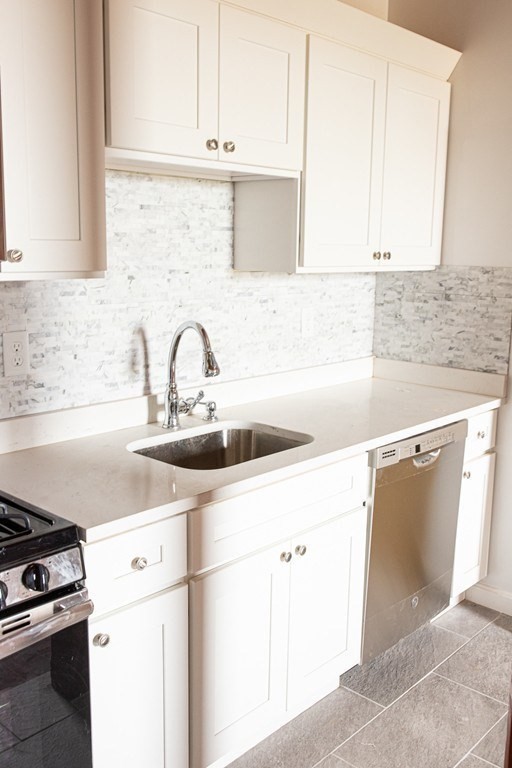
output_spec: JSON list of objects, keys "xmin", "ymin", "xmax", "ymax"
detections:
[
  {"xmin": 0, "ymin": 581, "xmax": 7, "ymax": 610},
  {"xmin": 23, "ymin": 563, "xmax": 50, "ymax": 593}
]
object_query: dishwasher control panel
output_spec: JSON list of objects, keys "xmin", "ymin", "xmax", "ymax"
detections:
[{"xmin": 369, "ymin": 421, "xmax": 467, "ymax": 469}]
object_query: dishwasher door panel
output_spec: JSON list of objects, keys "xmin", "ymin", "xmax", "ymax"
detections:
[{"xmin": 362, "ymin": 435, "xmax": 465, "ymax": 663}]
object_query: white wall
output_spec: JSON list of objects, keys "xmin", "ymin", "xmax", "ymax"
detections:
[
  {"xmin": 388, "ymin": 0, "xmax": 512, "ymax": 268},
  {"xmin": 388, "ymin": 0, "xmax": 512, "ymax": 601}
]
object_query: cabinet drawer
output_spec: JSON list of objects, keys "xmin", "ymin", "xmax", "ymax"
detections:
[
  {"xmin": 84, "ymin": 514, "xmax": 187, "ymax": 616},
  {"xmin": 464, "ymin": 410, "xmax": 497, "ymax": 461},
  {"xmin": 188, "ymin": 454, "xmax": 367, "ymax": 574}
]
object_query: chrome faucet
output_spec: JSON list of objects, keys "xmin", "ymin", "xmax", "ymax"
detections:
[{"xmin": 163, "ymin": 321, "xmax": 220, "ymax": 430}]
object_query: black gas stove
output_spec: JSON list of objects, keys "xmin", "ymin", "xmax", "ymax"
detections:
[
  {"xmin": 0, "ymin": 494, "xmax": 85, "ymax": 620},
  {"xmin": 0, "ymin": 494, "xmax": 93, "ymax": 768}
]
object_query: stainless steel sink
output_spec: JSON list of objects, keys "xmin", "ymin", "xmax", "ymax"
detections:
[{"xmin": 129, "ymin": 422, "xmax": 314, "ymax": 470}]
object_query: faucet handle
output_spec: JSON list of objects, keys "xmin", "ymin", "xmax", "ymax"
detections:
[{"xmin": 181, "ymin": 390, "xmax": 205, "ymax": 415}]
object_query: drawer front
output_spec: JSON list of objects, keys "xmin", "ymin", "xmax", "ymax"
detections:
[
  {"xmin": 84, "ymin": 514, "xmax": 187, "ymax": 615},
  {"xmin": 464, "ymin": 410, "xmax": 497, "ymax": 461},
  {"xmin": 188, "ymin": 454, "xmax": 367, "ymax": 574}
]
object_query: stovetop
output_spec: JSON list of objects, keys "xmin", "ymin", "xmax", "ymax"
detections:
[{"xmin": 0, "ymin": 495, "xmax": 79, "ymax": 568}]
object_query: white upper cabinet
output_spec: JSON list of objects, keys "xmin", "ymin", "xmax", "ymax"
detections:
[
  {"xmin": 301, "ymin": 38, "xmax": 387, "ymax": 268},
  {"xmin": 105, "ymin": 0, "xmax": 306, "ymax": 171},
  {"xmin": 106, "ymin": 0, "xmax": 219, "ymax": 161},
  {"xmin": 0, "ymin": 0, "xmax": 106, "ymax": 279},
  {"xmin": 301, "ymin": 35, "xmax": 451, "ymax": 271},
  {"xmin": 380, "ymin": 65, "xmax": 450, "ymax": 267}
]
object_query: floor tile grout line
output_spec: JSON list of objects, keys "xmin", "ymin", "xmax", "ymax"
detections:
[
  {"xmin": 451, "ymin": 712, "xmax": 507, "ymax": 768},
  {"xmin": 338, "ymin": 685, "xmax": 385, "ymax": 710},
  {"xmin": 433, "ymin": 671, "xmax": 509, "ymax": 707}
]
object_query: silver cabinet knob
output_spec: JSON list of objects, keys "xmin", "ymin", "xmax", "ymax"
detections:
[
  {"xmin": 132, "ymin": 556, "xmax": 148, "ymax": 571},
  {"xmin": 477, "ymin": 431, "xmax": 486, "ymax": 439},
  {"xmin": 372, "ymin": 251, "xmax": 381, "ymax": 261},
  {"xmin": 463, "ymin": 471, "xmax": 471, "ymax": 480},
  {"xmin": 383, "ymin": 251, "xmax": 391, "ymax": 260},
  {"xmin": 280, "ymin": 551, "xmax": 292, "ymax": 563},
  {"xmin": 223, "ymin": 141, "xmax": 236, "ymax": 153},
  {"xmin": 206, "ymin": 138, "xmax": 218, "ymax": 151},
  {"xmin": 295, "ymin": 545, "xmax": 307, "ymax": 557},
  {"xmin": 93, "ymin": 633, "xmax": 110, "ymax": 648},
  {"xmin": 6, "ymin": 249, "xmax": 23, "ymax": 263}
]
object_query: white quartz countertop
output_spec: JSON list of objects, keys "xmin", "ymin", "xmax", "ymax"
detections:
[{"xmin": 0, "ymin": 377, "xmax": 500, "ymax": 542}]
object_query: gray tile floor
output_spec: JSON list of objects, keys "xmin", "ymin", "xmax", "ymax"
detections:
[{"xmin": 229, "ymin": 601, "xmax": 512, "ymax": 768}]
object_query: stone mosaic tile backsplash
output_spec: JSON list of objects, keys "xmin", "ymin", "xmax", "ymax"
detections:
[
  {"xmin": 0, "ymin": 170, "xmax": 375, "ymax": 419},
  {"xmin": 374, "ymin": 268, "xmax": 512, "ymax": 374}
]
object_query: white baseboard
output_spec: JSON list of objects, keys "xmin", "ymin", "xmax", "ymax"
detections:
[{"xmin": 466, "ymin": 582, "xmax": 512, "ymax": 616}]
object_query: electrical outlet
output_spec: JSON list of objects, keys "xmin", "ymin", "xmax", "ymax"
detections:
[{"xmin": 3, "ymin": 331, "xmax": 29, "ymax": 377}]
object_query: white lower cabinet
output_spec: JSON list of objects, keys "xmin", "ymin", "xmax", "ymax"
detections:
[
  {"xmin": 89, "ymin": 584, "xmax": 189, "ymax": 768},
  {"xmin": 451, "ymin": 452, "xmax": 496, "ymax": 597},
  {"xmin": 190, "ymin": 508, "xmax": 367, "ymax": 768}
]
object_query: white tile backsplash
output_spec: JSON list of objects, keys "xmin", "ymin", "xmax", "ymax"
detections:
[
  {"xmin": 374, "ymin": 268, "xmax": 512, "ymax": 374},
  {"xmin": 0, "ymin": 170, "xmax": 375, "ymax": 419}
]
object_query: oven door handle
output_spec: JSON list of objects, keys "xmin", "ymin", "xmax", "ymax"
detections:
[{"xmin": 0, "ymin": 588, "xmax": 94, "ymax": 659}]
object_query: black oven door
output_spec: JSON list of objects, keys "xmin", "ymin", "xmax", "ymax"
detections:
[{"xmin": 0, "ymin": 590, "xmax": 93, "ymax": 768}]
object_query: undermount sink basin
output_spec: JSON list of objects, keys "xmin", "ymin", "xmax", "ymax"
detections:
[{"xmin": 128, "ymin": 422, "xmax": 314, "ymax": 471}]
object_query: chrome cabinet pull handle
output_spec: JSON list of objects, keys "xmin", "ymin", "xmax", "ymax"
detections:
[
  {"xmin": 280, "ymin": 551, "xmax": 292, "ymax": 563},
  {"xmin": 223, "ymin": 141, "xmax": 235, "ymax": 153},
  {"xmin": 295, "ymin": 545, "xmax": 307, "ymax": 557},
  {"xmin": 206, "ymin": 138, "xmax": 218, "ymax": 151},
  {"xmin": 463, "ymin": 471, "xmax": 471, "ymax": 480},
  {"xmin": 6, "ymin": 249, "xmax": 23, "ymax": 263},
  {"xmin": 383, "ymin": 251, "xmax": 391, "ymax": 260},
  {"xmin": 93, "ymin": 633, "xmax": 110, "ymax": 648},
  {"xmin": 477, "ymin": 430, "xmax": 486, "ymax": 439},
  {"xmin": 131, "ymin": 556, "xmax": 148, "ymax": 571},
  {"xmin": 372, "ymin": 251, "xmax": 381, "ymax": 261}
]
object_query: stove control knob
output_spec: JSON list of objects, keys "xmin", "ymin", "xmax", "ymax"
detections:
[
  {"xmin": 0, "ymin": 581, "xmax": 7, "ymax": 610},
  {"xmin": 23, "ymin": 563, "xmax": 50, "ymax": 593}
]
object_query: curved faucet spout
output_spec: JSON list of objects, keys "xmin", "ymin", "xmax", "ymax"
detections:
[{"xmin": 163, "ymin": 321, "xmax": 220, "ymax": 430}]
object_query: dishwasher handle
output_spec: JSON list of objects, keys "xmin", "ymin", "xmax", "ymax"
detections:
[{"xmin": 412, "ymin": 449, "xmax": 441, "ymax": 469}]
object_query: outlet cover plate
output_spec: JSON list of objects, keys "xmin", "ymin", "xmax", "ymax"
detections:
[{"xmin": 3, "ymin": 331, "xmax": 29, "ymax": 377}]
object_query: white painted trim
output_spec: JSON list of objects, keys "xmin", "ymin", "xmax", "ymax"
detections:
[
  {"xmin": 466, "ymin": 582, "xmax": 512, "ymax": 617},
  {"xmin": 105, "ymin": 148, "xmax": 301, "ymax": 182},
  {"xmin": 0, "ymin": 357, "xmax": 374, "ymax": 454},
  {"xmin": 373, "ymin": 358, "xmax": 507, "ymax": 398},
  {"xmin": 223, "ymin": 0, "xmax": 461, "ymax": 80}
]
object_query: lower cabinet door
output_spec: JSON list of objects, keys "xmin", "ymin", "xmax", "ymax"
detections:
[
  {"xmin": 451, "ymin": 453, "xmax": 496, "ymax": 597},
  {"xmin": 287, "ymin": 509, "xmax": 366, "ymax": 713},
  {"xmin": 190, "ymin": 543, "xmax": 290, "ymax": 768},
  {"xmin": 89, "ymin": 584, "xmax": 188, "ymax": 768}
]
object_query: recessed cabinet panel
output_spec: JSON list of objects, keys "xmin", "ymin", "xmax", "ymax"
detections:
[
  {"xmin": 219, "ymin": 5, "xmax": 305, "ymax": 169},
  {"xmin": 451, "ymin": 453, "xmax": 495, "ymax": 597},
  {"xmin": 23, "ymin": 0, "xmax": 79, "ymax": 241},
  {"xmin": 89, "ymin": 585, "xmax": 188, "ymax": 768},
  {"xmin": 105, "ymin": 0, "xmax": 219, "ymax": 159},
  {"xmin": 301, "ymin": 37, "xmax": 387, "ymax": 267},
  {"xmin": 380, "ymin": 65, "xmax": 450, "ymax": 265},
  {"xmin": 287, "ymin": 511, "xmax": 366, "ymax": 713},
  {"xmin": 190, "ymin": 544, "xmax": 289, "ymax": 768},
  {"xmin": 0, "ymin": 0, "xmax": 105, "ymax": 276}
]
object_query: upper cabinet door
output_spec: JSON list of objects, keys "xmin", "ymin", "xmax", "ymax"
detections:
[
  {"xmin": 380, "ymin": 65, "xmax": 450, "ymax": 267},
  {"xmin": 218, "ymin": 6, "xmax": 306, "ymax": 170},
  {"xmin": 301, "ymin": 37, "xmax": 387, "ymax": 268},
  {"xmin": 0, "ymin": 0, "xmax": 105, "ymax": 277},
  {"xmin": 105, "ymin": 0, "xmax": 219, "ymax": 160}
]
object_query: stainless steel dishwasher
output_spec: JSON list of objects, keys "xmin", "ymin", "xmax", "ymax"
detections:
[{"xmin": 362, "ymin": 421, "xmax": 467, "ymax": 663}]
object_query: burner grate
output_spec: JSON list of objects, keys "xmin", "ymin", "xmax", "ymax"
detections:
[{"xmin": 0, "ymin": 503, "xmax": 33, "ymax": 542}]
